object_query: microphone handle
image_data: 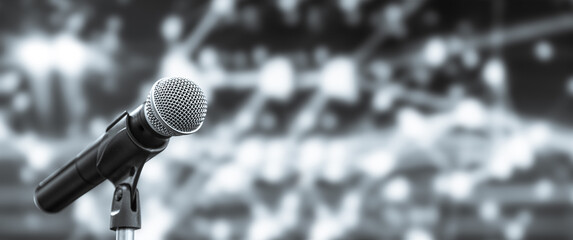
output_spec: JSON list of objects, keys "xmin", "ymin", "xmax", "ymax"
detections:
[
  {"xmin": 35, "ymin": 139, "xmax": 105, "ymax": 213},
  {"xmin": 34, "ymin": 107, "xmax": 169, "ymax": 213}
]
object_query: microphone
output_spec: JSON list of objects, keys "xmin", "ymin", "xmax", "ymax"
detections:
[{"xmin": 34, "ymin": 77, "xmax": 208, "ymax": 213}]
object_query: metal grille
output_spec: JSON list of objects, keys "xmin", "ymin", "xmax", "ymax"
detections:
[{"xmin": 144, "ymin": 77, "xmax": 207, "ymax": 136}]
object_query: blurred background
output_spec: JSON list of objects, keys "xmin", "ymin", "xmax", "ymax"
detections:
[{"xmin": 1, "ymin": 0, "xmax": 573, "ymax": 239}]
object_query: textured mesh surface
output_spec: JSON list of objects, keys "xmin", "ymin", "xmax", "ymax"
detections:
[{"xmin": 144, "ymin": 77, "xmax": 207, "ymax": 136}]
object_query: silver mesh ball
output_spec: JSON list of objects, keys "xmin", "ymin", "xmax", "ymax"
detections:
[{"xmin": 144, "ymin": 77, "xmax": 207, "ymax": 136}]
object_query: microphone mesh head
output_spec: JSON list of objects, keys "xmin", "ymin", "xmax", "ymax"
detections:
[{"xmin": 144, "ymin": 77, "xmax": 207, "ymax": 136}]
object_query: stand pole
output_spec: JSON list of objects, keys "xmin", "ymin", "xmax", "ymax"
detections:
[
  {"xmin": 111, "ymin": 185, "xmax": 141, "ymax": 240},
  {"xmin": 116, "ymin": 228, "xmax": 135, "ymax": 240}
]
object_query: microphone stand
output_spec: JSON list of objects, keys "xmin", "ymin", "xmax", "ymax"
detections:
[
  {"xmin": 109, "ymin": 159, "xmax": 146, "ymax": 240},
  {"xmin": 110, "ymin": 184, "xmax": 140, "ymax": 240}
]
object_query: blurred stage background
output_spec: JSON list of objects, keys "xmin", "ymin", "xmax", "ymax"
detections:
[{"xmin": 1, "ymin": 0, "xmax": 573, "ymax": 239}]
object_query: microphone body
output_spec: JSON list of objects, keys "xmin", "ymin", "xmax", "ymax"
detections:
[
  {"xmin": 34, "ymin": 77, "xmax": 208, "ymax": 213},
  {"xmin": 35, "ymin": 107, "xmax": 167, "ymax": 213}
]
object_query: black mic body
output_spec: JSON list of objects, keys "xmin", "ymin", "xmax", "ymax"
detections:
[
  {"xmin": 34, "ymin": 77, "xmax": 207, "ymax": 213},
  {"xmin": 35, "ymin": 107, "xmax": 166, "ymax": 213}
]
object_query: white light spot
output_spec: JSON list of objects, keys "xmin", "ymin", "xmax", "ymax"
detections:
[
  {"xmin": 53, "ymin": 34, "xmax": 88, "ymax": 78},
  {"xmin": 369, "ymin": 60, "xmax": 393, "ymax": 80},
  {"xmin": 162, "ymin": 136, "xmax": 193, "ymax": 160},
  {"xmin": 0, "ymin": 113, "xmax": 9, "ymax": 139},
  {"xmin": 139, "ymin": 198, "xmax": 175, "ymax": 240},
  {"xmin": 235, "ymin": 138, "xmax": 264, "ymax": 171},
  {"xmin": 404, "ymin": 228, "xmax": 433, "ymax": 240},
  {"xmin": 278, "ymin": 192, "xmax": 301, "ymax": 228},
  {"xmin": 504, "ymin": 222, "xmax": 525, "ymax": 240},
  {"xmin": 12, "ymin": 92, "xmax": 31, "ymax": 113},
  {"xmin": 17, "ymin": 136, "xmax": 53, "ymax": 171},
  {"xmin": 278, "ymin": 0, "xmax": 299, "ymax": 13},
  {"xmin": 296, "ymin": 110, "xmax": 317, "ymax": 133},
  {"xmin": 482, "ymin": 58, "xmax": 507, "ymax": 91},
  {"xmin": 161, "ymin": 15, "xmax": 183, "ymax": 41},
  {"xmin": 140, "ymin": 160, "xmax": 168, "ymax": 184},
  {"xmin": 384, "ymin": 4, "xmax": 405, "ymax": 34},
  {"xmin": 322, "ymin": 140, "xmax": 350, "ymax": 183},
  {"xmin": 488, "ymin": 149, "xmax": 514, "ymax": 181},
  {"xmin": 452, "ymin": 98, "xmax": 487, "ymax": 129},
  {"xmin": 447, "ymin": 171, "xmax": 475, "ymax": 200},
  {"xmin": 358, "ymin": 150, "xmax": 396, "ymax": 178},
  {"xmin": 248, "ymin": 216, "xmax": 281, "ymax": 240},
  {"xmin": 397, "ymin": 108, "xmax": 429, "ymax": 142},
  {"xmin": 260, "ymin": 139, "xmax": 290, "ymax": 183},
  {"xmin": 479, "ymin": 200, "xmax": 500, "ymax": 222},
  {"xmin": 297, "ymin": 138, "xmax": 326, "ymax": 182},
  {"xmin": 205, "ymin": 164, "xmax": 249, "ymax": 196},
  {"xmin": 73, "ymin": 193, "xmax": 107, "ymax": 234},
  {"xmin": 423, "ymin": 37, "xmax": 448, "ymax": 67},
  {"xmin": 0, "ymin": 72, "xmax": 20, "ymax": 94},
  {"xmin": 506, "ymin": 137, "xmax": 534, "ymax": 170},
  {"xmin": 198, "ymin": 47, "xmax": 220, "ymax": 69},
  {"xmin": 212, "ymin": 0, "xmax": 235, "ymax": 16},
  {"xmin": 160, "ymin": 48, "xmax": 199, "ymax": 80},
  {"xmin": 372, "ymin": 87, "xmax": 398, "ymax": 112},
  {"xmin": 320, "ymin": 57, "xmax": 358, "ymax": 103},
  {"xmin": 88, "ymin": 117, "xmax": 108, "ymax": 138},
  {"xmin": 533, "ymin": 40, "xmax": 553, "ymax": 62},
  {"xmin": 258, "ymin": 57, "xmax": 295, "ymax": 101},
  {"xmin": 340, "ymin": 192, "xmax": 362, "ymax": 228},
  {"xmin": 338, "ymin": 0, "xmax": 361, "ymax": 13},
  {"xmin": 383, "ymin": 177, "xmax": 411, "ymax": 202},
  {"xmin": 211, "ymin": 219, "xmax": 232, "ymax": 240},
  {"xmin": 13, "ymin": 36, "xmax": 53, "ymax": 78},
  {"xmin": 462, "ymin": 49, "xmax": 479, "ymax": 69},
  {"xmin": 534, "ymin": 179, "xmax": 554, "ymax": 201},
  {"xmin": 309, "ymin": 217, "xmax": 344, "ymax": 240},
  {"xmin": 236, "ymin": 110, "xmax": 256, "ymax": 132},
  {"xmin": 526, "ymin": 123, "xmax": 551, "ymax": 148}
]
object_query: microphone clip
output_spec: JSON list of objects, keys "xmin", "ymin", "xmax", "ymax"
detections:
[
  {"xmin": 109, "ymin": 154, "xmax": 146, "ymax": 231},
  {"xmin": 110, "ymin": 184, "xmax": 141, "ymax": 231}
]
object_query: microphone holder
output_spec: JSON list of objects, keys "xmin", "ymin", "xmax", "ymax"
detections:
[
  {"xmin": 111, "ymin": 184, "xmax": 140, "ymax": 240},
  {"xmin": 109, "ymin": 156, "xmax": 146, "ymax": 240}
]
